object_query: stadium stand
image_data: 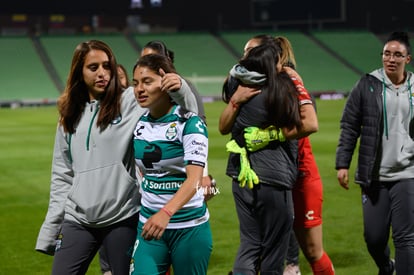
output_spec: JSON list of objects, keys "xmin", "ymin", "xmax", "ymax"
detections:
[
  {"xmin": 310, "ymin": 30, "xmax": 384, "ymax": 74},
  {"xmin": 133, "ymin": 32, "xmax": 238, "ymax": 97},
  {"xmin": 0, "ymin": 36, "xmax": 58, "ymax": 107},
  {"xmin": 220, "ymin": 30, "xmax": 361, "ymax": 95},
  {"xmin": 220, "ymin": 31, "xmax": 359, "ymax": 94},
  {"xmin": 0, "ymin": 30, "xmax": 404, "ymax": 106}
]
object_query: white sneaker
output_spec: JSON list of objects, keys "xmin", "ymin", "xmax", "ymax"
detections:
[{"xmin": 284, "ymin": 263, "xmax": 301, "ymax": 275}]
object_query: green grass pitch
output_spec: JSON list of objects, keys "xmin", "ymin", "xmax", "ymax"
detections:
[{"xmin": 0, "ymin": 99, "xmax": 392, "ymax": 274}]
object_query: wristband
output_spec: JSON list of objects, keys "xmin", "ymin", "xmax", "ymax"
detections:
[
  {"xmin": 161, "ymin": 207, "xmax": 173, "ymax": 217},
  {"xmin": 230, "ymin": 98, "xmax": 239, "ymax": 109}
]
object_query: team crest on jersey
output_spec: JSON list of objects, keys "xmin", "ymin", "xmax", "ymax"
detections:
[{"xmin": 165, "ymin": 123, "xmax": 177, "ymax": 140}]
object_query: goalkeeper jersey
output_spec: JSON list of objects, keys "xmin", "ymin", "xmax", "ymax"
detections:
[{"xmin": 133, "ymin": 105, "xmax": 209, "ymax": 229}]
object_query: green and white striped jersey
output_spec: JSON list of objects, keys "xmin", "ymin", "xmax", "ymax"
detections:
[{"xmin": 133, "ymin": 105, "xmax": 209, "ymax": 228}]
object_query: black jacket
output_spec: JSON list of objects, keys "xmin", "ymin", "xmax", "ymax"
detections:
[
  {"xmin": 226, "ymin": 87, "xmax": 298, "ymax": 189},
  {"xmin": 335, "ymin": 74, "xmax": 383, "ymax": 187}
]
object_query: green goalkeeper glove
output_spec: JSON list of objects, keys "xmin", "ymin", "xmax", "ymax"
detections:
[
  {"xmin": 244, "ymin": 126, "xmax": 286, "ymax": 152},
  {"xmin": 226, "ymin": 140, "xmax": 259, "ymax": 189}
]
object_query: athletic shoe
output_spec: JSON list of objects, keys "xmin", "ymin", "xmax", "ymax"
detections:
[
  {"xmin": 284, "ymin": 263, "xmax": 301, "ymax": 275},
  {"xmin": 378, "ymin": 259, "xmax": 394, "ymax": 275}
]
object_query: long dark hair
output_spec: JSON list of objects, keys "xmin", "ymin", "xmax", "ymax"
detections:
[
  {"xmin": 223, "ymin": 39, "xmax": 302, "ymax": 132},
  {"xmin": 58, "ymin": 40, "xmax": 122, "ymax": 133},
  {"xmin": 142, "ymin": 40, "xmax": 175, "ymax": 63},
  {"xmin": 222, "ymin": 34, "xmax": 276, "ymax": 104},
  {"xmin": 241, "ymin": 43, "xmax": 301, "ymax": 130}
]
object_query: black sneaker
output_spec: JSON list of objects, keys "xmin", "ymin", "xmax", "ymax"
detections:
[{"xmin": 378, "ymin": 259, "xmax": 395, "ymax": 275}]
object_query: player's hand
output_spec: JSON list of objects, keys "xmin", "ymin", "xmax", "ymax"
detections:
[
  {"xmin": 142, "ymin": 210, "xmax": 170, "ymax": 240},
  {"xmin": 244, "ymin": 126, "xmax": 285, "ymax": 152},
  {"xmin": 159, "ymin": 68, "xmax": 182, "ymax": 92},
  {"xmin": 337, "ymin": 169, "xmax": 349, "ymax": 190},
  {"xmin": 202, "ymin": 175, "xmax": 217, "ymax": 202}
]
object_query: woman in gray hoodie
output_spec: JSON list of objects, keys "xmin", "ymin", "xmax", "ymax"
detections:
[{"xmin": 336, "ymin": 31, "xmax": 414, "ymax": 275}]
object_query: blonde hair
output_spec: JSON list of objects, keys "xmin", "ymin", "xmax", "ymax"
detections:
[{"xmin": 275, "ymin": 36, "xmax": 297, "ymax": 69}]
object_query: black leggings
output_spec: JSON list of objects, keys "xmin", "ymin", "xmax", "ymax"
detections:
[
  {"xmin": 52, "ymin": 215, "xmax": 138, "ymax": 275},
  {"xmin": 285, "ymin": 230, "xmax": 300, "ymax": 265},
  {"xmin": 232, "ymin": 181, "xmax": 294, "ymax": 275},
  {"xmin": 362, "ymin": 179, "xmax": 414, "ymax": 274}
]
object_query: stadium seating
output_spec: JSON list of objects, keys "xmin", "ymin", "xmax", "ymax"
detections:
[
  {"xmin": 310, "ymin": 30, "xmax": 383, "ymax": 74},
  {"xmin": 0, "ymin": 36, "xmax": 57, "ymax": 105},
  {"xmin": 134, "ymin": 32, "xmax": 238, "ymax": 96},
  {"xmin": 220, "ymin": 30, "xmax": 361, "ymax": 93},
  {"xmin": 0, "ymin": 30, "xmax": 400, "ymax": 105}
]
